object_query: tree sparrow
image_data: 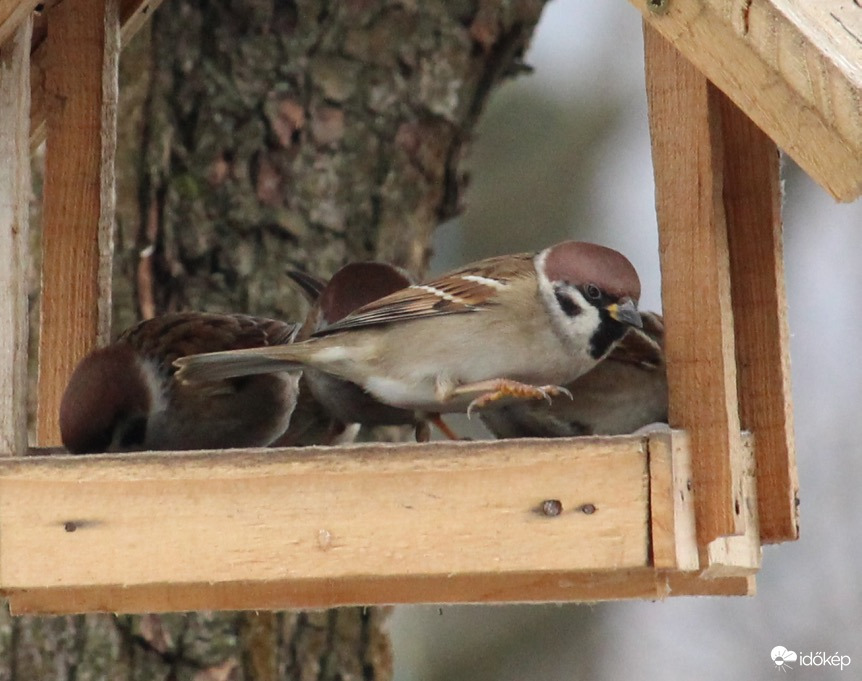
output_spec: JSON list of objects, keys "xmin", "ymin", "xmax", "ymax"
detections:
[
  {"xmin": 287, "ymin": 262, "xmax": 458, "ymax": 441},
  {"xmin": 60, "ymin": 313, "xmax": 301, "ymax": 453},
  {"xmin": 480, "ymin": 311, "xmax": 667, "ymax": 438},
  {"xmin": 175, "ymin": 241, "xmax": 643, "ymax": 416}
]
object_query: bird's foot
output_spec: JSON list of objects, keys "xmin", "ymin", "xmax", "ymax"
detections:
[{"xmin": 454, "ymin": 379, "xmax": 573, "ymax": 418}]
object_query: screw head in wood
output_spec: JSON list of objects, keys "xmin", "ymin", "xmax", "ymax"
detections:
[{"xmin": 647, "ymin": 0, "xmax": 669, "ymax": 15}]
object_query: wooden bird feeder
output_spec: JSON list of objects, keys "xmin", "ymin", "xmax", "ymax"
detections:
[{"xmin": 0, "ymin": 0, "xmax": 853, "ymax": 615}]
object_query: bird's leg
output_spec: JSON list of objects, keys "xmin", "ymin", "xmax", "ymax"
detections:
[
  {"xmin": 430, "ymin": 414, "xmax": 459, "ymax": 440},
  {"xmin": 414, "ymin": 420, "xmax": 431, "ymax": 442},
  {"xmin": 414, "ymin": 413, "xmax": 460, "ymax": 441},
  {"xmin": 449, "ymin": 379, "xmax": 573, "ymax": 418}
]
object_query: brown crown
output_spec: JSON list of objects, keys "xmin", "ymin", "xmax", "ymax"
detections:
[{"xmin": 542, "ymin": 241, "xmax": 641, "ymax": 301}]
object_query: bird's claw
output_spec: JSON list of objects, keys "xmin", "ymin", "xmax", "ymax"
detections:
[{"xmin": 466, "ymin": 382, "xmax": 572, "ymax": 418}]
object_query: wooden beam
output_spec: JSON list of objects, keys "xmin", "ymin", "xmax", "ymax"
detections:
[
  {"xmin": 0, "ymin": 434, "xmax": 752, "ymax": 614},
  {"xmin": 644, "ymin": 26, "xmax": 749, "ymax": 559},
  {"xmin": 0, "ymin": 438, "xmax": 650, "ymax": 595},
  {"xmin": 5, "ymin": 571, "xmax": 755, "ymax": 615},
  {"xmin": 36, "ymin": 0, "xmax": 119, "ymax": 445},
  {"xmin": 29, "ymin": 0, "xmax": 166, "ymax": 145},
  {"xmin": 0, "ymin": 432, "xmax": 754, "ymax": 614},
  {"xmin": 0, "ymin": 16, "xmax": 31, "ymax": 456},
  {"xmin": 717, "ymin": 91, "xmax": 799, "ymax": 543},
  {"xmin": 631, "ymin": 0, "xmax": 862, "ymax": 201},
  {"xmin": 648, "ymin": 430, "xmax": 698, "ymax": 571}
]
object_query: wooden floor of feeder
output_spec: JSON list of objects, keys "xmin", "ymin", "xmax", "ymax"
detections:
[
  {"xmin": 0, "ymin": 0, "xmax": 835, "ymax": 615},
  {"xmin": 0, "ymin": 431, "xmax": 757, "ymax": 615}
]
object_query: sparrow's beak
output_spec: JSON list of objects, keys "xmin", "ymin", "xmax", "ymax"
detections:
[{"xmin": 606, "ymin": 298, "xmax": 642, "ymax": 328}]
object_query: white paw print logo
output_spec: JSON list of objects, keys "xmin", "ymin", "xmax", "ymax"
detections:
[{"xmin": 771, "ymin": 646, "xmax": 798, "ymax": 671}]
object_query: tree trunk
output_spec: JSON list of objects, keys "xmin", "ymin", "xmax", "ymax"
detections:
[{"xmin": 3, "ymin": 1, "xmax": 546, "ymax": 678}]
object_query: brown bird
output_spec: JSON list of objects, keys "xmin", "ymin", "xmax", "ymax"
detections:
[
  {"xmin": 175, "ymin": 241, "xmax": 643, "ymax": 418},
  {"xmin": 480, "ymin": 312, "xmax": 667, "ymax": 438},
  {"xmin": 60, "ymin": 312, "xmax": 301, "ymax": 453},
  {"xmin": 287, "ymin": 262, "xmax": 457, "ymax": 441}
]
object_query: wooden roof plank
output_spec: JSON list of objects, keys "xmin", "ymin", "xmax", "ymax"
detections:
[{"xmin": 633, "ymin": 0, "xmax": 862, "ymax": 201}]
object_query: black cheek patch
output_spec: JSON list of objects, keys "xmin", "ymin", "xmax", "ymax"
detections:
[
  {"xmin": 589, "ymin": 311, "xmax": 629, "ymax": 360},
  {"xmin": 554, "ymin": 289, "xmax": 581, "ymax": 318}
]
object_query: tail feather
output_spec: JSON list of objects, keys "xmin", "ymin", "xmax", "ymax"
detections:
[{"xmin": 174, "ymin": 347, "xmax": 306, "ymax": 383}]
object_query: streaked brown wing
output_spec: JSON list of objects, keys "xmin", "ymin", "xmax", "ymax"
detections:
[
  {"xmin": 120, "ymin": 313, "xmax": 299, "ymax": 374},
  {"xmin": 314, "ymin": 252, "xmax": 535, "ymax": 336},
  {"xmin": 607, "ymin": 311, "xmax": 664, "ymax": 368}
]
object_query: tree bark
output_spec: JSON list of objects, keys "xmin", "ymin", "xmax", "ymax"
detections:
[{"xmin": 4, "ymin": 0, "xmax": 546, "ymax": 678}]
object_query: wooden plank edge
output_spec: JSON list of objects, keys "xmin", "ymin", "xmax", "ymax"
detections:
[
  {"xmin": 716, "ymin": 90, "xmax": 799, "ymax": 543},
  {"xmin": 0, "ymin": 16, "xmax": 31, "ymax": 456},
  {"xmin": 647, "ymin": 430, "xmax": 698, "ymax": 571},
  {"xmin": 643, "ymin": 24, "xmax": 746, "ymax": 548},
  {"xmin": 0, "ymin": 436, "xmax": 652, "ymax": 590},
  {"xmin": 703, "ymin": 433, "xmax": 763, "ymax": 577},
  {"xmin": 2, "ymin": 570, "xmax": 755, "ymax": 615}
]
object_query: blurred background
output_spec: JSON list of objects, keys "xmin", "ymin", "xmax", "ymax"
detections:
[{"xmin": 390, "ymin": 2, "xmax": 862, "ymax": 679}]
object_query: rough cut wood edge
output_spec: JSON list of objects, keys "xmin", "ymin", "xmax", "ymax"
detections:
[
  {"xmin": 0, "ymin": 434, "xmax": 756, "ymax": 614},
  {"xmin": 648, "ymin": 430, "xmax": 698, "ymax": 571},
  {"xmin": 4, "ymin": 572, "xmax": 756, "ymax": 615},
  {"xmin": 0, "ymin": 17, "xmax": 31, "ymax": 457},
  {"xmin": 704, "ymin": 433, "xmax": 762, "ymax": 577},
  {"xmin": 0, "ymin": 0, "xmax": 39, "ymax": 48},
  {"xmin": 29, "ymin": 0, "xmax": 166, "ymax": 145},
  {"xmin": 36, "ymin": 0, "xmax": 119, "ymax": 446},
  {"xmin": 644, "ymin": 25, "xmax": 747, "ymax": 551},
  {"xmin": 717, "ymin": 90, "xmax": 799, "ymax": 544},
  {"xmin": 630, "ymin": 0, "xmax": 862, "ymax": 201}
]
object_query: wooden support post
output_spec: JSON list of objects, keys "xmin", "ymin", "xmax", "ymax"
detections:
[
  {"xmin": 717, "ymin": 93, "xmax": 799, "ymax": 543},
  {"xmin": 643, "ymin": 25, "xmax": 760, "ymax": 573},
  {"xmin": 30, "ymin": 0, "xmax": 167, "ymax": 146},
  {"xmin": 0, "ymin": 17, "xmax": 32, "ymax": 456},
  {"xmin": 37, "ymin": 0, "xmax": 119, "ymax": 445}
]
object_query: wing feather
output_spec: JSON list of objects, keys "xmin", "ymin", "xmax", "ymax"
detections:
[{"xmin": 314, "ymin": 253, "xmax": 535, "ymax": 336}]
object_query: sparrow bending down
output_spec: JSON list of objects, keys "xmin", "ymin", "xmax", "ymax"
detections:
[
  {"xmin": 480, "ymin": 311, "xmax": 667, "ymax": 438},
  {"xmin": 174, "ymin": 241, "xmax": 643, "ymax": 417},
  {"xmin": 288, "ymin": 262, "xmax": 458, "ymax": 441},
  {"xmin": 60, "ymin": 312, "xmax": 301, "ymax": 454}
]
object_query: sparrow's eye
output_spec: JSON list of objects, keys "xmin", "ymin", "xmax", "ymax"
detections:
[{"xmin": 584, "ymin": 284, "xmax": 602, "ymax": 301}]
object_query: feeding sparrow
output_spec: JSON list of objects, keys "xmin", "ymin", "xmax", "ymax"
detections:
[
  {"xmin": 480, "ymin": 311, "xmax": 667, "ymax": 438},
  {"xmin": 175, "ymin": 241, "xmax": 643, "ymax": 417},
  {"xmin": 60, "ymin": 312, "xmax": 301, "ymax": 453},
  {"xmin": 287, "ymin": 262, "xmax": 458, "ymax": 441}
]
